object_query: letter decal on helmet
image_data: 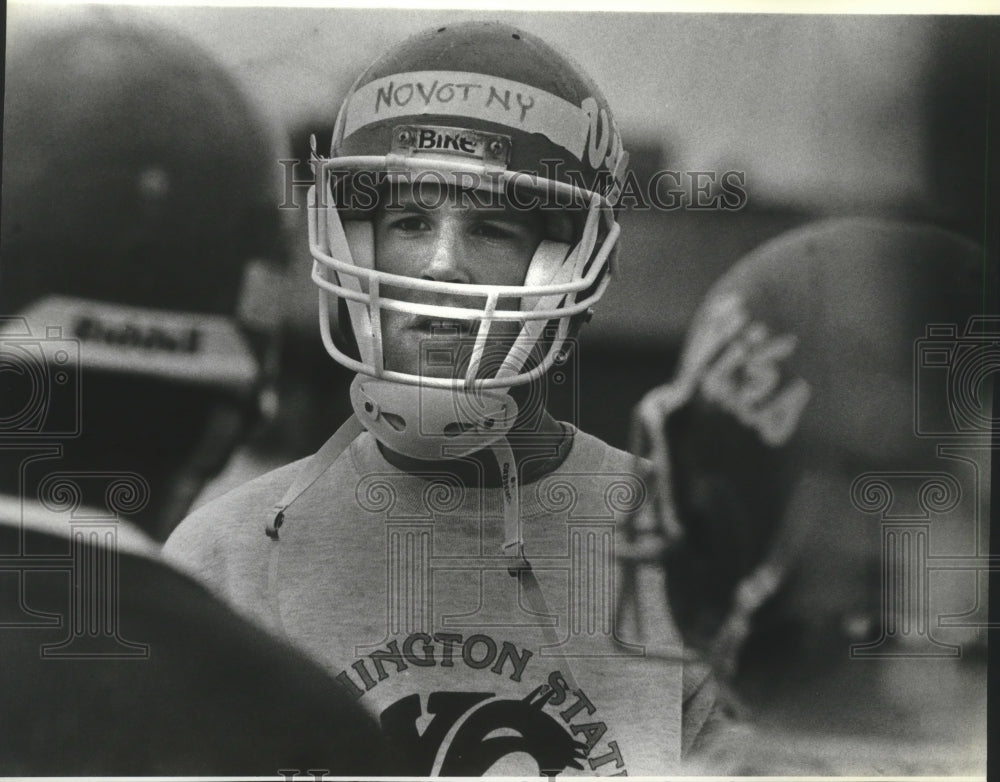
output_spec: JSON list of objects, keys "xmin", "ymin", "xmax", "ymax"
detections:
[
  {"xmin": 1, "ymin": 296, "xmax": 259, "ymax": 391},
  {"xmin": 685, "ymin": 294, "xmax": 813, "ymax": 447},
  {"xmin": 582, "ymin": 97, "xmax": 626, "ymax": 195},
  {"xmin": 393, "ymin": 125, "xmax": 509, "ymax": 165}
]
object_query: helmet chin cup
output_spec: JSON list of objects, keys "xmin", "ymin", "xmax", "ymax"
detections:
[{"xmin": 350, "ymin": 375, "xmax": 518, "ymax": 460}]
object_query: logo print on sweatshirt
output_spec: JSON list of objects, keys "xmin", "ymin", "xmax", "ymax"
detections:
[{"xmin": 380, "ymin": 686, "xmax": 587, "ymax": 776}]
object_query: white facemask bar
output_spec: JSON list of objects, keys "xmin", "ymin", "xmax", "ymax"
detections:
[
  {"xmin": 631, "ymin": 384, "xmax": 689, "ymax": 545},
  {"xmin": 632, "ymin": 376, "xmax": 794, "ymax": 680},
  {"xmin": 308, "ymin": 156, "xmax": 619, "ymax": 390}
]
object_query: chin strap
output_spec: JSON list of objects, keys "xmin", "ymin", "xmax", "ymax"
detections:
[{"xmin": 264, "ymin": 415, "xmax": 365, "ymax": 539}]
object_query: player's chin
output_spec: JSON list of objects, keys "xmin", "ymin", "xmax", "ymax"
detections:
[
  {"xmin": 382, "ymin": 325, "xmax": 527, "ymax": 382},
  {"xmin": 382, "ymin": 334, "xmax": 467, "ymax": 380}
]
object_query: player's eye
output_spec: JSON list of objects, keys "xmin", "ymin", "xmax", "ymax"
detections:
[
  {"xmin": 472, "ymin": 221, "xmax": 520, "ymax": 241},
  {"xmin": 386, "ymin": 215, "xmax": 430, "ymax": 233}
]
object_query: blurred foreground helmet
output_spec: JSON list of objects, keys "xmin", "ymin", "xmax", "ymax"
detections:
[
  {"xmin": 1, "ymin": 15, "xmax": 288, "ymax": 538},
  {"xmin": 2, "ymin": 17, "xmax": 286, "ymax": 316},
  {"xmin": 629, "ymin": 217, "xmax": 993, "ymax": 772},
  {"xmin": 309, "ymin": 21, "xmax": 627, "ymax": 393}
]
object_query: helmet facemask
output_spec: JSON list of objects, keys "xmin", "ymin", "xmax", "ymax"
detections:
[{"xmin": 309, "ymin": 159, "xmax": 619, "ymax": 392}]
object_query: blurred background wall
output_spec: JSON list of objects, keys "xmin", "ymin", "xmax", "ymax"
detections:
[{"xmin": 6, "ymin": 4, "xmax": 993, "ymax": 472}]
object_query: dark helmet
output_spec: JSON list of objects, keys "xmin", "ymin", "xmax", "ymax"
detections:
[
  {"xmin": 1, "ymin": 14, "xmax": 289, "ymax": 539},
  {"xmin": 628, "ymin": 217, "xmax": 992, "ymax": 771}
]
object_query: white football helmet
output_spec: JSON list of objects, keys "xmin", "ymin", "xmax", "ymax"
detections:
[{"xmin": 308, "ymin": 21, "xmax": 628, "ymax": 397}]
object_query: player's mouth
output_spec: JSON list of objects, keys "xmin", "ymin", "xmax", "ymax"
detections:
[{"xmin": 410, "ymin": 316, "xmax": 472, "ymax": 336}]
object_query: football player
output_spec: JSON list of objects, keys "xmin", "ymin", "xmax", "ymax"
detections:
[
  {"xmin": 1, "ymin": 15, "xmax": 381, "ymax": 773},
  {"xmin": 166, "ymin": 21, "xmax": 723, "ymax": 775},
  {"xmin": 627, "ymin": 216, "xmax": 992, "ymax": 774}
]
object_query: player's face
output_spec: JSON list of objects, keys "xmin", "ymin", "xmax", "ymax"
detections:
[{"xmin": 373, "ymin": 180, "xmax": 545, "ymax": 379}]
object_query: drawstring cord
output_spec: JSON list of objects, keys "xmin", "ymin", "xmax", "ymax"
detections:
[{"xmin": 491, "ymin": 437, "xmax": 579, "ymax": 691}]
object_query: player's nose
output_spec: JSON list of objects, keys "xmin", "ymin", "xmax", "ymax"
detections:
[{"xmin": 419, "ymin": 219, "xmax": 472, "ymax": 285}]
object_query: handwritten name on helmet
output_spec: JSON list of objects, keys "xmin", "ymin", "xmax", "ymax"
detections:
[
  {"xmin": 375, "ymin": 78, "xmax": 538, "ymax": 123},
  {"xmin": 682, "ymin": 294, "xmax": 812, "ymax": 446}
]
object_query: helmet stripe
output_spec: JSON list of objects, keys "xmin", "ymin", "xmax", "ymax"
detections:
[{"xmin": 342, "ymin": 70, "xmax": 593, "ymax": 164}]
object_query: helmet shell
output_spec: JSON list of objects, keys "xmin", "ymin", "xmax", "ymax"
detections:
[
  {"xmin": 639, "ymin": 217, "xmax": 991, "ymax": 668},
  {"xmin": 333, "ymin": 21, "xmax": 627, "ymax": 202},
  {"xmin": 2, "ymin": 18, "xmax": 285, "ymax": 315}
]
